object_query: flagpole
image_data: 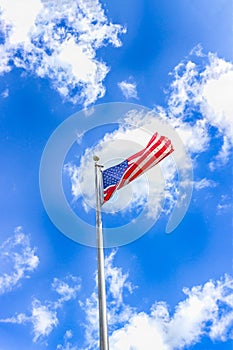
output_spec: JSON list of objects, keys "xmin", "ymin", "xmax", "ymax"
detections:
[{"xmin": 94, "ymin": 156, "xmax": 109, "ymax": 350}]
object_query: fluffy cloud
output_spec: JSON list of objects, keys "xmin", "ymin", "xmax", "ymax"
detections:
[
  {"xmin": 166, "ymin": 49, "xmax": 233, "ymax": 168},
  {"xmin": 0, "ymin": 299, "xmax": 58, "ymax": 342},
  {"xmin": 0, "ymin": 226, "xmax": 39, "ymax": 295},
  {"xmin": 0, "ymin": 274, "xmax": 81, "ymax": 342},
  {"xmin": 1, "ymin": 88, "xmax": 9, "ymax": 97},
  {"xmin": 109, "ymin": 274, "xmax": 233, "ymax": 350},
  {"xmin": 31, "ymin": 299, "xmax": 59, "ymax": 342},
  {"xmin": 79, "ymin": 251, "xmax": 233, "ymax": 350},
  {"xmin": 80, "ymin": 250, "xmax": 135, "ymax": 349},
  {"xmin": 217, "ymin": 195, "xmax": 232, "ymax": 214},
  {"xmin": 194, "ymin": 178, "xmax": 217, "ymax": 190},
  {"xmin": 0, "ymin": 0, "xmax": 126, "ymax": 107},
  {"xmin": 52, "ymin": 275, "xmax": 81, "ymax": 308},
  {"xmin": 110, "ymin": 310, "xmax": 167, "ymax": 350},
  {"xmin": 165, "ymin": 275, "xmax": 233, "ymax": 348},
  {"xmin": 0, "ymin": 0, "xmax": 43, "ymax": 44},
  {"xmin": 57, "ymin": 330, "xmax": 78, "ymax": 350},
  {"xmin": 2, "ymin": 249, "xmax": 232, "ymax": 349},
  {"xmin": 32, "ymin": 275, "xmax": 80, "ymax": 341},
  {"xmin": 118, "ymin": 78, "xmax": 138, "ymax": 99}
]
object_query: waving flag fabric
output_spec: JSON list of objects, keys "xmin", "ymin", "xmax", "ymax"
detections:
[{"xmin": 102, "ymin": 132, "xmax": 174, "ymax": 203}]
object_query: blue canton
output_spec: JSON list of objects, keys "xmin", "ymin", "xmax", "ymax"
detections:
[{"xmin": 102, "ymin": 160, "xmax": 129, "ymax": 189}]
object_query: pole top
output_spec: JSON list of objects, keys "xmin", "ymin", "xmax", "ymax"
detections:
[{"xmin": 93, "ymin": 155, "xmax": 100, "ymax": 162}]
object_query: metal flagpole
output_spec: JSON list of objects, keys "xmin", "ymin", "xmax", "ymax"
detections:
[{"xmin": 94, "ymin": 156, "xmax": 109, "ymax": 350}]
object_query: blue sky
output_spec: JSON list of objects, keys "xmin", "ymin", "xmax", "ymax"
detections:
[{"xmin": 0, "ymin": 0, "xmax": 232, "ymax": 349}]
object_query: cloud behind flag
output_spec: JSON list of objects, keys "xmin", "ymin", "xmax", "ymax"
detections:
[{"xmin": 102, "ymin": 132, "xmax": 174, "ymax": 203}]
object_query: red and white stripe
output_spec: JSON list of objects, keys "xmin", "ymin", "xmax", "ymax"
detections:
[
  {"xmin": 102, "ymin": 132, "xmax": 174, "ymax": 203},
  {"xmin": 117, "ymin": 133, "xmax": 174, "ymax": 190}
]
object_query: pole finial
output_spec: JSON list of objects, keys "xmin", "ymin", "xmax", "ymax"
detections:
[{"xmin": 93, "ymin": 155, "xmax": 100, "ymax": 162}]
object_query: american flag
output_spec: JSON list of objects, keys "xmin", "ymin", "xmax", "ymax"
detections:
[{"xmin": 102, "ymin": 132, "xmax": 174, "ymax": 203}]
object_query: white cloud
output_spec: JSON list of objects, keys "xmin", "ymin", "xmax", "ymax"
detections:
[
  {"xmin": 52, "ymin": 275, "xmax": 81, "ymax": 308},
  {"xmin": 109, "ymin": 274, "xmax": 233, "ymax": 350},
  {"xmin": 1, "ymin": 88, "xmax": 9, "ymax": 97},
  {"xmin": 168, "ymin": 60, "xmax": 200, "ymax": 117},
  {"xmin": 57, "ymin": 330, "xmax": 78, "ymax": 350},
  {"xmin": 169, "ymin": 117, "xmax": 210, "ymax": 154},
  {"xmin": 167, "ymin": 275, "xmax": 233, "ymax": 348},
  {"xmin": 0, "ymin": 226, "xmax": 39, "ymax": 295},
  {"xmin": 0, "ymin": 0, "xmax": 43, "ymax": 44},
  {"xmin": 31, "ymin": 299, "xmax": 58, "ymax": 342},
  {"xmin": 202, "ymin": 69, "xmax": 233, "ymax": 132},
  {"xmin": 105, "ymin": 250, "xmax": 136, "ymax": 327},
  {"xmin": 2, "ymin": 250, "xmax": 231, "ymax": 349},
  {"xmin": 64, "ymin": 162, "xmax": 82, "ymax": 199},
  {"xmin": 78, "ymin": 251, "xmax": 233, "ymax": 350},
  {"xmin": 0, "ymin": 0, "xmax": 126, "ymax": 107},
  {"xmin": 31, "ymin": 276, "xmax": 80, "ymax": 341},
  {"xmin": 166, "ymin": 50, "xmax": 233, "ymax": 167},
  {"xmin": 58, "ymin": 37, "xmax": 97, "ymax": 82},
  {"xmin": 194, "ymin": 178, "xmax": 217, "ymax": 190},
  {"xmin": 0, "ymin": 274, "xmax": 81, "ymax": 342},
  {"xmin": 80, "ymin": 250, "xmax": 135, "ymax": 349},
  {"xmin": 105, "ymin": 250, "xmax": 135, "ymax": 305},
  {"xmin": 209, "ymin": 134, "xmax": 232, "ymax": 170},
  {"xmin": 118, "ymin": 78, "xmax": 138, "ymax": 99},
  {"xmin": 0, "ymin": 299, "xmax": 58, "ymax": 342},
  {"xmin": 110, "ymin": 311, "xmax": 167, "ymax": 350},
  {"xmin": 0, "ymin": 313, "xmax": 28, "ymax": 325},
  {"xmin": 217, "ymin": 195, "xmax": 232, "ymax": 214}
]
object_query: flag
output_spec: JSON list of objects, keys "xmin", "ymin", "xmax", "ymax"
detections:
[{"xmin": 102, "ymin": 132, "xmax": 174, "ymax": 203}]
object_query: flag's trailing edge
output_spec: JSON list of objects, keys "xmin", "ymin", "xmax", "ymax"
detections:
[{"xmin": 102, "ymin": 132, "xmax": 174, "ymax": 203}]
